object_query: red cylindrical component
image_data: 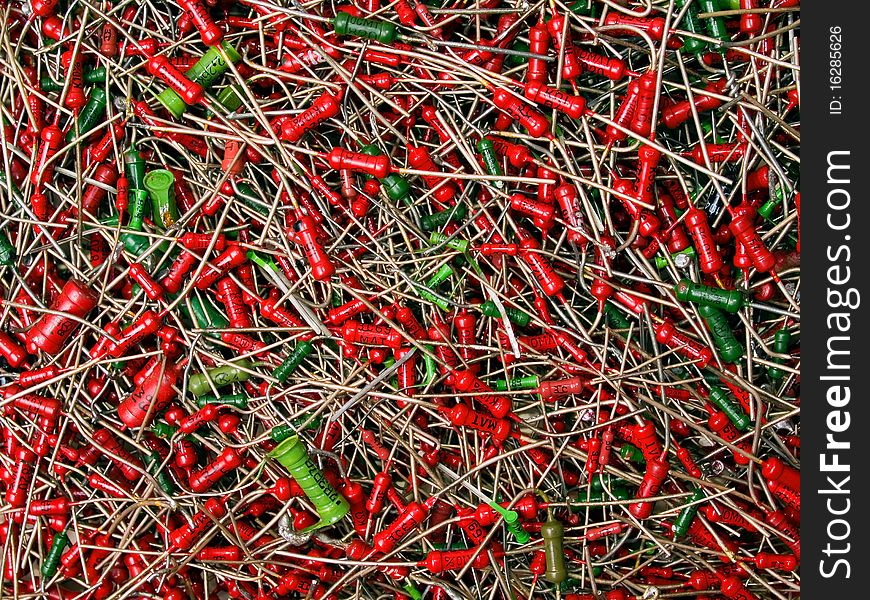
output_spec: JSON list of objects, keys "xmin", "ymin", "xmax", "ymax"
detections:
[
  {"xmin": 129, "ymin": 263, "xmax": 165, "ymax": 300},
  {"xmin": 30, "ymin": 124, "xmax": 64, "ymax": 185},
  {"xmin": 189, "ymin": 448, "xmax": 243, "ymax": 492},
  {"xmin": 633, "ymin": 419, "xmax": 662, "ymax": 462},
  {"xmin": 729, "ymin": 211, "xmax": 775, "ymax": 273},
  {"xmin": 526, "ymin": 20, "xmax": 550, "ymax": 83},
  {"xmin": 327, "ymin": 148, "xmax": 390, "ymax": 179},
  {"xmin": 169, "ymin": 498, "xmax": 228, "ymax": 550},
  {"xmin": 178, "ymin": 0, "xmax": 223, "ymax": 45},
  {"xmin": 604, "ymin": 87, "xmax": 639, "ymax": 145},
  {"xmin": 684, "ymin": 208, "xmax": 724, "ymax": 273},
  {"xmin": 491, "ymin": 88, "xmax": 550, "ymax": 138},
  {"xmin": 707, "ymin": 410, "xmax": 751, "ymax": 465},
  {"xmin": 406, "ymin": 145, "xmax": 456, "ymax": 204},
  {"xmin": 366, "ymin": 471, "xmax": 392, "ymax": 514},
  {"xmin": 761, "ymin": 456, "xmax": 799, "ymax": 493},
  {"xmin": 395, "ymin": 306, "xmax": 427, "ymax": 340},
  {"xmin": 511, "ymin": 193, "xmax": 556, "ymax": 230},
  {"xmin": 420, "ymin": 546, "xmax": 490, "ymax": 574},
  {"xmin": 451, "ymin": 369, "xmax": 511, "ymax": 418},
  {"xmin": 342, "ymin": 321, "xmax": 402, "ymax": 349},
  {"xmin": 603, "ymin": 13, "xmax": 666, "ymax": 40},
  {"xmin": 518, "ymin": 237, "xmax": 565, "ymax": 296},
  {"xmin": 373, "ymin": 500, "xmax": 432, "ymax": 554},
  {"xmin": 194, "ymin": 245, "xmax": 247, "ymax": 289},
  {"xmin": 217, "ymin": 278, "xmax": 252, "ymax": 328},
  {"xmin": 628, "ymin": 457, "xmax": 669, "ymax": 519},
  {"xmin": 6, "ymin": 447, "xmax": 36, "ymax": 508},
  {"xmin": 103, "ymin": 310, "xmax": 161, "ymax": 359},
  {"xmin": 440, "ymin": 403, "xmax": 511, "ymax": 443},
  {"xmin": 146, "ymin": 55, "xmax": 204, "ymax": 105},
  {"xmin": 546, "ymin": 14, "xmax": 582, "ymax": 80},
  {"xmin": 662, "ymin": 79, "xmax": 728, "ymax": 128},
  {"xmin": 575, "ymin": 48, "xmax": 629, "ymax": 80},
  {"xmin": 25, "ymin": 279, "xmax": 98, "ymax": 356},
  {"xmin": 117, "ymin": 361, "xmax": 180, "ymax": 429},
  {"xmin": 524, "ymin": 82, "xmax": 587, "ymax": 119},
  {"xmin": 753, "ymin": 552, "xmax": 797, "ymax": 572},
  {"xmin": 161, "ymin": 251, "xmax": 198, "ymax": 295},
  {"xmin": 282, "ymin": 92, "xmax": 342, "ymax": 142},
  {"xmin": 80, "ymin": 163, "xmax": 118, "ymax": 215},
  {"xmin": 92, "ymin": 428, "xmax": 144, "ymax": 481},
  {"xmin": 720, "ymin": 576, "xmax": 758, "ymax": 600},
  {"xmin": 654, "ymin": 320, "xmax": 713, "ymax": 368},
  {"xmin": 293, "ymin": 215, "xmax": 335, "ymax": 281},
  {"xmin": 537, "ymin": 377, "xmax": 586, "ymax": 402},
  {"xmin": 61, "ymin": 49, "xmax": 86, "ymax": 109},
  {"xmin": 629, "ymin": 72, "xmax": 658, "ymax": 137},
  {"xmin": 0, "ymin": 333, "xmax": 28, "ymax": 368}
]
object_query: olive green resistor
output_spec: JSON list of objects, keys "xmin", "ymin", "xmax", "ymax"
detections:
[
  {"xmin": 420, "ymin": 202, "xmax": 468, "ymax": 231},
  {"xmin": 477, "ymin": 138, "xmax": 504, "ymax": 188},
  {"xmin": 188, "ymin": 359, "xmax": 254, "ymax": 397},
  {"xmin": 541, "ymin": 516, "xmax": 568, "ymax": 584},
  {"xmin": 602, "ymin": 301, "xmax": 631, "ymax": 329},
  {"xmin": 675, "ymin": 0, "xmax": 709, "ymax": 54},
  {"xmin": 674, "ymin": 278, "xmax": 744, "ymax": 313},
  {"xmin": 479, "ymin": 300, "xmax": 531, "ymax": 327},
  {"xmin": 0, "ymin": 231, "xmax": 16, "ymax": 266},
  {"xmin": 672, "ymin": 488, "xmax": 706, "ymax": 538},
  {"xmin": 699, "ymin": 305, "xmax": 744, "ymax": 363},
  {"xmin": 273, "ymin": 341, "xmax": 315, "ymax": 384},
  {"xmin": 269, "ymin": 435, "xmax": 350, "ymax": 531},
  {"xmin": 708, "ymin": 385, "xmax": 751, "ymax": 431},
  {"xmin": 67, "ymin": 88, "xmax": 107, "ymax": 143},
  {"xmin": 699, "ymin": 0, "xmax": 730, "ymax": 46},
  {"xmin": 767, "ymin": 329, "xmax": 791, "ymax": 381},
  {"xmin": 41, "ymin": 530, "xmax": 69, "ymax": 579},
  {"xmin": 143, "ymin": 169, "xmax": 180, "ymax": 230}
]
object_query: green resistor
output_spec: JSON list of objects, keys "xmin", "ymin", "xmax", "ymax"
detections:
[
  {"xmin": 420, "ymin": 202, "xmax": 468, "ymax": 231},
  {"xmin": 187, "ymin": 294, "xmax": 231, "ymax": 334},
  {"xmin": 269, "ymin": 436, "xmax": 350, "ymax": 531},
  {"xmin": 332, "ymin": 12, "xmax": 398, "ymax": 44},
  {"xmin": 41, "ymin": 530, "xmax": 69, "ymax": 579},
  {"xmin": 359, "ymin": 144, "xmax": 411, "ymax": 204},
  {"xmin": 270, "ymin": 425, "xmax": 296, "ymax": 443},
  {"xmin": 124, "ymin": 146, "xmax": 147, "ymax": 191},
  {"xmin": 404, "ymin": 583, "xmax": 424, "ymax": 600},
  {"xmin": 143, "ymin": 169, "xmax": 180, "ymax": 230},
  {"xmin": 477, "ymin": 138, "xmax": 504, "ymax": 188},
  {"xmin": 416, "ymin": 264, "xmax": 454, "ymax": 309},
  {"xmin": 490, "ymin": 375, "xmax": 540, "ymax": 391},
  {"xmin": 0, "ymin": 231, "xmax": 15, "ymax": 266},
  {"xmin": 195, "ymin": 393, "xmax": 249, "ymax": 410},
  {"xmin": 541, "ymin": 517, "xmax": 567, "ymax": 584},
  {"xmin": 674, "ymin": 278, "xmax": 744, "ymax": 313},
  {"xmin": 675, "ymin": 0, "xmax": 709, "ymax": 54},
  {"xmin": 708, "ymin": 385, "xmax": 751, "ymax": 431},
  {"xmin": 273, "ymin": 341, "xmax": 315, "ymax": 384},
  {"xmin": 758, "ymin": 188, "xmax": 785, "ymax": 220},
  {"xmin": 655, "ymin": 246, "xmax": 696, "ymax": 269},
  {"xmin": 144, "ymin": 450, "xmax": 177, "ymax": 495},
  {"xmin": 767, "ymin": 329, "xmax": 791, "ymax": 381},
  {"xmin": 619, "ymin": 444, "xmax": 645, "ymax": 463},
  {"xmin": 673, "ymin": 489, "xmax": 705, "ymax": 538},
  {"xmin": 216, "ymin": 84, "xmax": 244, "ymax": 112},
  {"xmin": 501, "ymin": 508, "xmax": 531, "ymax": 544},
  {"xmin": 422, "ymin": 345, "xmax": 437, "ymax": 386},
  {"xmin": 429, "ymin": 231, "xmax": 469, "ymax": 253},
  {"xmin": 67, "ymin": 88, "xmax": 107, "ymax": 143},
  {"xmin": 151, "ymin": 422, "xmax": 178, "ymax": 438},
  {"xmin": 157, "ymin": 42, "xmax": 242, "ymax": 118},
  {"xmin": 188, "ymin": 359, "xmax": 254, "ymax": 397},
  {"xmin": 508, "ymin": 41, "xmax": 530, "ymax": 67},
  {"xmin": 479, "ymin": 300, "xmax": 531, "ymax": 327},
  {"xmin": 699, "ymin": 305, "xmax": 744, "ymax": 363},
  {"xmin": 602, "ymin": 301, "xmax": 631, "ymax": 329},
  {"xmin": 699, "ymin": 0, "xmax": 730, "ymax": 46}
]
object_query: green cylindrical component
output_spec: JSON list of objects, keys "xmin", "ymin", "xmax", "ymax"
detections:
[
  {"xmin": 274, "ymin": 341, "xmax": 315, "ymax": 383},
  {"xmin": 41, "ymin": 530, "xmax": 69, "ymax": 579},
  {"xmin": 619, "ymin": 443, "xmax": 645, "ymax": 463},
  {"xmin": 157, "ymin": 42, "xmax": 242, "ymax": 118},
  {"xmin": 491, "ymin": 375, "xmax": 540, "ymax": 391},
  {"xmin": 602, "ymin": 301, "xmax": 631, "ymax": 329},
  {"xmin": 0, "ymin": 232, "xmax": 15, "ymax": 266},
  {"xmin": 420, "ymin": 203, "xmax": 467, "ymax": 231},
  {"xmin": 675, "ymin": 0, "xmax": 709, "ymax": 54},
  {"xmin": 479, "ymin": 300, "xmax": 531, "ymax": 327},
  {"xmin": 67, "ymin": 88, "xmax": 107, "ymax": 142},
  {"xmin": 84, "ymin": 66, "xmax": 108, "ymax": 84},
  {"xmin": 674, "ymin": 279, "xmax": 744, "ymax": 313},
  {"xmin": 477, "ymin": 138, "xmax": 503, "ymax": 183},
  {"xmin": 699, "ymin": 305, "xmax": 744, "ymax": 363},
  {"xmin": 429, "ymin": 231, "xmax": 469, "ymax": 253},
  {"xmin": 195, "ymin": 393, "xmax": 248, "ymax": 409},
  {"xmin": 403, "ymin": 583, "xmax": 424, "ymax": 600},
  {"xmin": 503, "ymin": 510, "xmax": 531, "ymax": 544},
  {"xmin": 423, "ymin": 345, "xmax": 437, "ymax": 386},
  {"xmin": 673, "ymin": 489, "xmax": 705, "ymax": 538},
  {"xmin": 127, "ymin": 189, "xmax": 150, "ymax": 231},
  {"xmin": 541, "ymin": 518, "xmax": 567, "ymax": 584},
  {"xmin": 216, "ymin": 85, "xmax": 244, "ymax": 112},
  {"xmin": 270, "ymin": 425, "xmax": 295, "ymax": 442},
  {"xmin": 188, "ymin": 295, "xmax": 231, "ymax": 333},
  {"xmin": 699, "ymin": 0, "xmax": 729, "ymax": 44},
  {"xmin": 708, "ymin": 385, "xmax": 751, "ymax": 431},
  {"xmin": 508, "ymin": 41, "xmax": 530, "ymax": 67},
  {"xmin": 235, "ymin": 182, "xmax": 270, "ymax": 216},
  {"xmin": 151, "ymin": 422, "xmax": 178, "ymax": 438},
  {"xmin": 568, "ymin": 0, "xmax": 598, "ymax": 16},
  {"xmin": 269, "ymin": 435, "xmax": 350, "ymax": 530},
  {"xmin": 426, "ymin": 264, "xmax": 454, "ymax": 288},
  {"xmin": 767, "ymin": 329, "xmax": 791, "ymax": 381},
  {"xmin": 144, "ymin": 169, "xmax": 179, "ymax": 230},
  {"xmin": 124, "ymin": 147, "xmax": 147, "ymax": 191},
  {"xmin": 333, "ymin": 13, "xmax": 398, "ymax": 44},
  {"xmin": 188, "ymin": 359, "xmax": 254, "ymax": 397},
  {"xmin": 655, "ymin": 246, "xmax": 696, "ymax": 269},
  {"xmin": 380, "ymin": 174, "xmax": 411, "ymax": 204},
  {"xmin": 590, "ymin": 473, "xmax": 625, "ymax": 492},
  {"xmin": 758, "ymin": 188, "xmax": 785, "ymax": 220},
  {"xmin": 144, "ymin": 450, "xmax": 177, "ymax": 494}
]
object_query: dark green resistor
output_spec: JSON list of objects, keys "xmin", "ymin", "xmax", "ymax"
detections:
[
  {"xmin": 675, "ymin": 0, "xmax": 709, "ymax": 54},
  {"xmin": 673, "ymin": 488, "xmax": 706, "ymax": 538},
  {"xmin": 479, "ymin": 300, "xmax": 531, "ymax": 327},
  {"xmin": 270, "ymin": 425, "xmax": 296, "ymax": 443},
  {"xmin": 67, "ymin": 88, "xmax": 107, "ymax": 143},
  {"xmin": 541, "ymin": 517, "xmax": 567, "ymax": 584},
  {"xmin": 420, "ymin": 202, "xmax": 468, "ymax": 231},
  {"xmin": 699, "ymin": 0, "xmax": 730, "ymax": 45},
  {"xmin": 124, "ymin": 146, "xmax": 147, "ymax": 191},
  {"xmin": 767, "ymin": 329, "xmax": 791, "ymax": 381},
  {"xmin": 151, "ymin": 422, "xmax": 178, "ymax": 438},
  {"xmin": 708, "ymin": 385, "xmax": 751, "ymax": 431},
  {"xmin": 188, "ymin": 359, "xmax": 254, "ymax": 397},
  {"xmin": 758, "ymin": 188, "xmax": 785, "ymax": 221},
  {"xmin": 675, "ymin": 278, "xmax": 744, "ymax": 313},
  {"xmin": 144, "ymin": 450, "xmax": 177, "ymax": 494},
  {"xmin": 195, "ymin": 393, "xmax": 248, "ymax": 410},
  {"xmin": 187, "ymin": 294, "xmax": 231, "ymax": 334},
  {"xmin": 0, "ymin": 231, "xmax": 15, "ymax": 266},
  {"xmin": 333, "ymin": 12, "xmax": 398, "ymax": 44},
  {"xmin": 41, "ymin": 530, "xmax": 69, "ymax": 579},
  {"xmin": 699, "ymin": 305, "xmax": 744, "ymax": 363},
  {"xmin": 477, "ymin": 138, "xmax": 504, "ymax": 188},
  {"xmin": 274, "ymin": 341, "xmax": 315, "ymax": 384},
  {"xmin": 602, "ymin": 301, "xmax": 631, "ymax": 329}
]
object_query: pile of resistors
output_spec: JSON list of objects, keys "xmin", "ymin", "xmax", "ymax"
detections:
[{"xmin": 0, "ymin": 0, "xmax": 800, "ymax": 598}]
